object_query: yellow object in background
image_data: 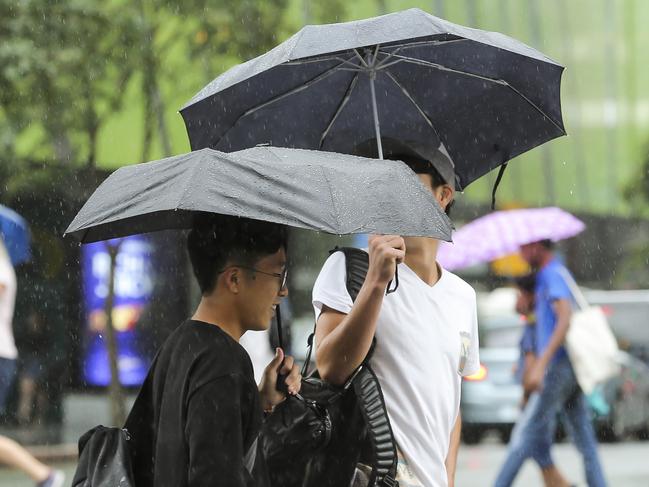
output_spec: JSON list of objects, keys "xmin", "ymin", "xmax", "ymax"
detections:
[
  {"xmin": 490, "ymin": 253, "xmax": 531, "ymax": 277},
  {"xmin": 489, "ymin": 202, "xmax": 531, "ymax": 277}
]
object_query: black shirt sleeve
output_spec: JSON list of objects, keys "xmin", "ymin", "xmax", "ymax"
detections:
[{"xmin": 184, "ymin": 373, "xmax": 258, "ymax": 487}]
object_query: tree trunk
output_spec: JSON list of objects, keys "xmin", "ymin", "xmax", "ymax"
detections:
[
  {"xmin": 104, "ymin": 242, "xmax": 126, "ymax": 426},
  {"xmin": 138, "ymin": 0, "xmax": 172, "ymax": 159}
]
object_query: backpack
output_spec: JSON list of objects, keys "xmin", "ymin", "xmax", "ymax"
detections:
[
  {"xmin": 261, "ymin": 247, "xmax": 399, "ymax": 487},
  {"xmin": 72, "ymin": 362, "xmax": 154, "ymax": 486},
  {"xmin": 71, "ymin": 426, "xmax": 135, "ymax": 487}
]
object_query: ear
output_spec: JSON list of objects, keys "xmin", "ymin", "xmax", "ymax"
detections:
[
  {"xmin": 435, "ymin": 184, "xmax": 455, "ymax": 211},
  {"xmin": 222, "ymin": 267, "xmax": 240, "ymax": 294}
]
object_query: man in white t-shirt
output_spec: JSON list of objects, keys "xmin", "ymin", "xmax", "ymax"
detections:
[{"xmin": 312, "ymin": 140, "xmax": 479, "ymax": 487}]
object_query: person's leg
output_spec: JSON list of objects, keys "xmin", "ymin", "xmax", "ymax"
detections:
[
  {"xmin": 562, "ymin": 380, "xmax": 607, "ymax": 487},
  {"xmin": 494, "ymin": 387, "xmax": 559, "ymax": 487},
  {"xmin": 530, "ymin": 407, "xmax": 570, "ymax": 487},
  {"xmin": 18, "ymin": 376, "xmax": 36, "ymax": 424},
  {"xmin": 0, "ymin": 435, "xmax": 51, "ymax": 482},
  {"xmin": 0, "ymin": 357, "xmax": 17, "ymax": 412},
  {"xmin": 0, "ymin": 359, "xmax": 63, "ymax": 485},
  {"xmin": 540, "ymin": 466, "xmax": 571, "ymax": 487}
]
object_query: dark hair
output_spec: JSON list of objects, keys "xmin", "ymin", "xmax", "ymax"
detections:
[
  {"xmin": 388, "ymin": 153, "xmax": 454, "ymax": 216},
  {"xmin": 514, "ymin": 273, "xmax": 536, "ymax": 294},
  {"xmin": 539, "ymin": 239, "xmax": 554, "ymax": 250},
  {"xmin": 187, "ymin": 214, "xmax": 288, "ymax": 295}
]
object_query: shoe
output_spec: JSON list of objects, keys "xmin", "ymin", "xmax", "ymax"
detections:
[{"xmin": 36, "ymin": 469, "xmax": 65, "ymax": 487}]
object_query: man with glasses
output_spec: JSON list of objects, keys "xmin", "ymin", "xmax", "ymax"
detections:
[{"xmin": 127, "ymin": 214, "xmax": 301, "ymax": 487}]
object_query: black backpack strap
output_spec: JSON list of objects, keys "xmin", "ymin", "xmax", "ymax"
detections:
[
  {"xmin": 333, "ymin": 247, "xmax": 399, "ymax": 486},
  {"xmin": 334, "ymin": 246, "xmax": 369, "ymax": 301},
  {"xmin": 302, "ymin": 247, "xmax": 372, "ymax": 376},
  {"xmin": 353, "ymin": 366, "xmax": 399, "ymax": 487}
]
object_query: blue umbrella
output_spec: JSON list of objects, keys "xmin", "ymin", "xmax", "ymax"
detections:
[{"xmin": 0, "ymin": 204, "xmax": 31, "ymax": 266}]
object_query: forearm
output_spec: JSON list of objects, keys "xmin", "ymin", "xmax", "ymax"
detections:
[
  {"xmin": 445, "ymin": 414, "xmax": 461, "ymax": 486},
  {"xmin": 316, "ymin": 280, "xmax": 385, "ymax": 384}
]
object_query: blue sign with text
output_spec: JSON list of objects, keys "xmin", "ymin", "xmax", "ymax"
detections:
[{"xmin": 81, "ymin": 236, "xmax": 155, "ymax": 386}]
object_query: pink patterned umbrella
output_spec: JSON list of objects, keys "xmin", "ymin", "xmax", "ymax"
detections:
[{"xmin": 438, "ymin": 207, "xmax": 585, "ymax": 271}]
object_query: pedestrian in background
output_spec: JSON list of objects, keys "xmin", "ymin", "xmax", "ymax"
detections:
[
  {"xmin": 0, "ymin": 239, "xmax": 64, "ymax": 487},
  {"xmin": 496, "ymin": 273, "xmax": 572, "ymax": 487},
  {"xmin": 16, "ymin": 309, "xmax": 49, "ymax": 425},
  {"xmin": 494, "ymin": 240, "xmax": 606, "ymax": 487}
]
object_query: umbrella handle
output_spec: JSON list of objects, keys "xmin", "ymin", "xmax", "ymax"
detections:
[
  {"xmin": 385, "ymin": 265, "xmax": 399, "ymax": 295},
  {"xmin": 275, "ymin": 305, "xmax": 289, "ymax": 394}
]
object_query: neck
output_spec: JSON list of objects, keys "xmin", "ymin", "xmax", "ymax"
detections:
[
  {"xmin": 192, "ymin": 294, "xmax": 244, "ymax": 341},
  {"xmin": 403, "ymin": 236, "xmax": 441, "ymax": 286}
]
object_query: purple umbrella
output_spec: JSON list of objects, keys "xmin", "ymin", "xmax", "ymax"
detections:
[{"xmin": 438, "ymin": 207, "xmax": 585, "ymax": 271}]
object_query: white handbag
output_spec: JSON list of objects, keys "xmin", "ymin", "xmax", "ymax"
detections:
[{"xmin": 559, "ymin": 268, "xmax": 620, "ymax": 395}]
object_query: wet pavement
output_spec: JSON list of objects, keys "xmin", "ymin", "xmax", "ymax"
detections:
[
  {"xmin": 456, "ymin": 439, "xmax": 649, "ymax": 486},
  {"xmin": 1, "ymin": 440, "xmax": 648, "ymax": 486}
]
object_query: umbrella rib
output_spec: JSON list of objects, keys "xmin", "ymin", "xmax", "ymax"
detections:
[
  {"xmin": 379, "ymin": 37, "xmax": 469, "ymax": 52},
  {"xmin": 374, "ymin": 47, "xmax": 405, "ymax": 70},
  {"xmin": 353, "ymin": 49, "xmax": 370, "ymax": 68},
  {"xmin": 388, "ymin": 54, "xmax": 565, "ymax": 132},
  {"xmin": 382, "ymin": 70, "xmax": 443, "ymax": 142},
  {"xmin": 374, "ymin": 58, "xmax": 406, "ymax": 71},
  {"xmin": 502, "ymin": 83, "xmax": 566, "ymax": 135},
  {"xmin": 319, "ymin": 73, "xmax": 360, "ymax": 149},
  {"xmin": 227, "ymin": 56, "xmax": 359, "ymax": 125},
  {"xmin": 285, "ymin": 55, "xmax": 362, "ymax": 71},
  {"xmin": 388, "ymin": 53, "xmax": 509, "ymax": 84}
]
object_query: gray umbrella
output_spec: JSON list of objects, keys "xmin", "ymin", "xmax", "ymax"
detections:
[
  {"xmin": 180, "ymin": 8, "xmax": 565, "ymax": 190},
  {"xmin": 64, "ymin": 146, "xmax": 452, "ymax": 243}
]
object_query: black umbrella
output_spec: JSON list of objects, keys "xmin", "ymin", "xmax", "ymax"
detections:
[
  {"xmin": 180, "ymin": 8, "xmax": 565, "ymax": 191},
  {"xmin": 64, "ymin": 146, "xmax": 452, "ymax": 243}
]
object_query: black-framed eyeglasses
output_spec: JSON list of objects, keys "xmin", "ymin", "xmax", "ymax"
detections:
[{"xmin": 220, "ymin": 265, "xmax": 288, "ymax": 290}]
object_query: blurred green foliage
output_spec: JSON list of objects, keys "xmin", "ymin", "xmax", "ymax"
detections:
[{"xmin": 1, "ymin": 0, "xmax": 649, "ymax": 215}]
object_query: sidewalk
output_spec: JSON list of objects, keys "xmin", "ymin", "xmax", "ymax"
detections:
[{"xmin": 0, "ymin": 393, "xmax": 136, "ymax": 464}]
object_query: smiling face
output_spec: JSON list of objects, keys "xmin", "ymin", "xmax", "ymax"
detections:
[{"xmin": 234, "ymin": 247, "xmax": 288, "ymax": 332}]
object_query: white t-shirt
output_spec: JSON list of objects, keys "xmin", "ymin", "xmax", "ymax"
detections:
[
  {"xmin": 312, "ymin": 251, "xmax": 479, "ymax": 487},
  {"xmin": 0, "ymin": 241, "xmax": 18, "ymax": 360},
  {"xmin": 240, "ymin": 329, "xmax": 275, "ymax": 383}
]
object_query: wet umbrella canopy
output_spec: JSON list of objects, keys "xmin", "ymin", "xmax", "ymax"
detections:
[
  {"xmin": 64, "ymin": 146, "xmax": 453, "ymax": 243},
  {"xmin": 181, "ymin": 8, "xmax": 565, "ymax": 190}
]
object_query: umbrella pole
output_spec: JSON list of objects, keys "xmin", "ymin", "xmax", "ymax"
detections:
[
  {"xmin": 370, "ymin": 71, "xmax": 401, "ymax": 294},
  {"xmin": 369, "ymin": 74, "xmax": 383, "ymax": 159}
]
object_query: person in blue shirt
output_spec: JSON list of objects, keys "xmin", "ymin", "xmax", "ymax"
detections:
[
  {"xmin": 497, "ymin": 273, "xmax": 571, "ymax": 487},
  {"xmin": 494, "ymin": 240, "xmax": 607, "ymax": 487}
]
